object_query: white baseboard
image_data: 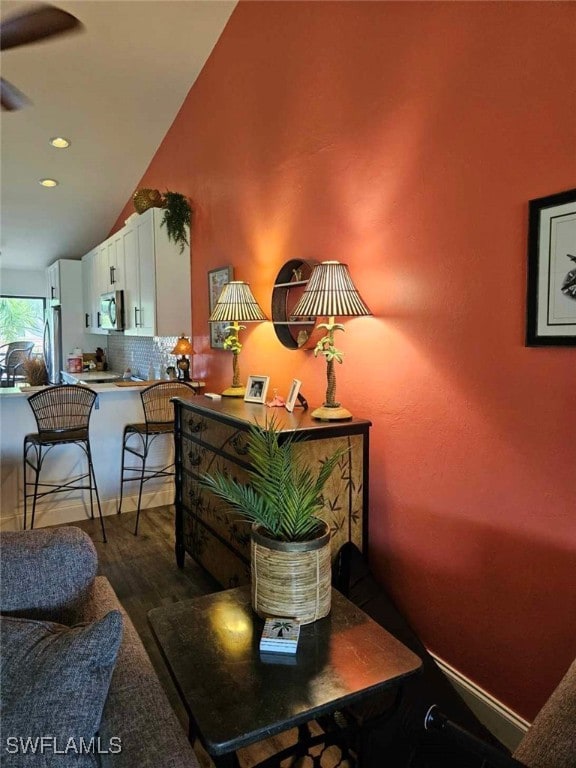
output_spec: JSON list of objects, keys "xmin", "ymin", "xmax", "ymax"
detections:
[
  {"xmin": 0, "ymin": 488, "xmax": 174, "ymax": 531},
  {"xmin": 431, "ymin": 653, "xmax": 530, "ymax": 752}
]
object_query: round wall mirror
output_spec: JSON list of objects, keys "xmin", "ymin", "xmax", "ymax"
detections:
[{"xmin": 271, "ymin": 259, "xmax": 318, "ymax": 349}]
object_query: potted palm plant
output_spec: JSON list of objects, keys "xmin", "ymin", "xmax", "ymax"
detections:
[{"xmin": 200, "ymin": 417, "xmax": 348, "ymax": 623}]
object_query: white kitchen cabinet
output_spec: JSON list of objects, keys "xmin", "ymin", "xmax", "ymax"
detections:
[
  {"xmin": 81, "ymin": 248, "xmax": 96, "ymax": 332},
  {"xmin": 81, "ymin": 206, "xmax": 190, "ymax": 339},
  {"xmin": 105, "ymin": 231, "xmax": 125, "ymax": 291},
  {"xmin": 82, "ymin": 251, "xmax": 94, "ymax": 333},
  {"xmin": 46, "ymin": 259, "xmax": 85, "ymax": 311},
  {"xmin": 123, "ymin": 218, "xmax": 154, "ymax": 335},
  {"xmin": 94, "ymin": 244, "xmax": 108, "ymax": 297},
  {"xmin": 46, "ymin": 262, "xmax": 60, "ymax": 304},
  {"xmin": 123, "ymin": 207, "xmax": 190, "ymax": 337},
  {"xmin": 94, "ymin": 234, "xmax": 124, "ymax": 296},
  {"xmin": 83, "ymin": 235, "xmax": 125, "ymax": 335},
  {"xmin": 45, "ymin": 258, "xmax": 100, "ymax": 362}
]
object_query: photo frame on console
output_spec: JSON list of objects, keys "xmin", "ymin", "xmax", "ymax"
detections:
[
  {"xmin": 209, "ymin": 265, "xmax": 234, "ymax": 349},
  {"xmin": 285, "ymin": 379, "xmax": 302, "ymax": 413},
  {"xmin": 526, "ymin": 188, "xmax": 576, "ymax": 346},
  {"xmin": 244, "ymin": 375, "xmax": 270, "ymax": 404}
]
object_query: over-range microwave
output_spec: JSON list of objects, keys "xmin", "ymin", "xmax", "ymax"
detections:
[{"xmin": 99, "ymin": 290, "xmax": 125, "ymax": 331}]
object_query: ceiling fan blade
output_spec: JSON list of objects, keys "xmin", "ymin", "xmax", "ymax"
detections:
[
  {"xmin": 0, "ymin": 4, "xmax": 82, "ymax": 52},
  {"xmin": 0, "ymin": 76, "xmax": 30, "ymax": 111}
]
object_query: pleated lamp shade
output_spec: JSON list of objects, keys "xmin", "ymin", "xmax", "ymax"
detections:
[
  {"xmin": 290, "ymin": 261, "xmax": 372, "ymax": 319},
  {"xmin": 291, "ymin": 261, "xmax": 371, "ymax": 421},
  {"xmin": 209, "ymin": 281, "xmax": 268, "ymax": 323}
]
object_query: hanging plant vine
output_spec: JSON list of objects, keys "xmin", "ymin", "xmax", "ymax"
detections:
[{"xmin": 160, "ymin": 191, "xmax": 192, "ymax": 253}]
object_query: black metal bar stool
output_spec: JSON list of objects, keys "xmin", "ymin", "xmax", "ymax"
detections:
[
  {"xmin": 117, "ymin": 381, "xmax": 196, "ymax": 535},
  {"xmin": 23, "ymin": 384, "xmax": 106, "ymax": 542}
]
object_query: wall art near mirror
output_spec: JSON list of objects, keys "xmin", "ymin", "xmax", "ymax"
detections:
[{"xmin": 208, "ymin": 266, "xmax": 234, "ymax": 349}]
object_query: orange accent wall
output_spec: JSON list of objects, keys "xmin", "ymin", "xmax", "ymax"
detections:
[{"xmin": 112, "ymin": 1, "xmax": 576, "ymax": 719}]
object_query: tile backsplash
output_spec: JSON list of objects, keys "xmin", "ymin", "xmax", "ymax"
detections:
[{"xmin": 106, "ymin": 335, "xmax": 179, "ymax": 379}]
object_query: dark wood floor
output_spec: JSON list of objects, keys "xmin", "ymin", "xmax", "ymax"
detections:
[{"xmin": 69, "ymin": 507, "xmax": 353, "ymax": 768}]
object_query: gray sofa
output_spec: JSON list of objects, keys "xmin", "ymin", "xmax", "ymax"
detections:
[{"xmin": 0, "ymin": 526, "xmax": 199, "ymax": 768}]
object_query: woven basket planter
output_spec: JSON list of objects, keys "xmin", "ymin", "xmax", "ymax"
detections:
[
  {"xmin": 251, "ymin": 520, "xmax": 331, "ymax": 625},
  {"xmin": 133, "ymin": 188, "xmax": 164, "ymax": 214}
]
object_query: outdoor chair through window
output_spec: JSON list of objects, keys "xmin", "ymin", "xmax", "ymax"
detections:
[{"xmin": 0, "ymin": 341, "xmax": 34, "ymax": 386}]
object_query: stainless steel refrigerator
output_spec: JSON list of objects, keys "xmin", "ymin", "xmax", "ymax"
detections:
[
  {"xmin": 42, "ymin": 260, "xmax": 99, "ymax": 385},
  {"xmin": 43, "ymin": 305, "xmax": 63, "ymax": 385}
]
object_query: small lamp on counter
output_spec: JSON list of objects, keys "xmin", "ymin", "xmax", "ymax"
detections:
[{"xmin": 170, "ymin": 335, "xmax": 195, "ymax": 382}]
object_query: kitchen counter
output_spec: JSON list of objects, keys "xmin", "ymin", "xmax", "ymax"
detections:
[
  {"xmin": 0, "ymin": 383, "xmax": 145, "ymax": 396},
  {"xmin": 0, "ymin": 379, "xmax": 205, "ymax": 396},
  {"xmin": 62, "ymin": 370, "xmax": 123, "ymax": 384}
]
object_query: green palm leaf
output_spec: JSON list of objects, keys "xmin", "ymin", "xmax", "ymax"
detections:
[{"xmin": 200, "ymin": 416, "xmax": 348, "ymax": 541}]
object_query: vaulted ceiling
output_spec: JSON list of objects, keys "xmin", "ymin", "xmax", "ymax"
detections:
[{"xmin": 0, "ymin": 0, "xmax": 236, "ymax": 272}]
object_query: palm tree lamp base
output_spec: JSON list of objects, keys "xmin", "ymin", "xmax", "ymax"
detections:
[
  {"xmin": 311, "ymin": 404, "xmax": 352, "ymax": 421},
  {"xmin": 222, "ymin": 385, "xmax": 246, "ymax": 397}
]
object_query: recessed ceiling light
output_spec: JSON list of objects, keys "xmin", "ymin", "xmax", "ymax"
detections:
[
  {"xmin": 39, "ymin": 178, "xmax": 59, "ymax": 187},
  {"xmin": 49, "ymin": 137, "xmax": 70, "ymax": 148}
]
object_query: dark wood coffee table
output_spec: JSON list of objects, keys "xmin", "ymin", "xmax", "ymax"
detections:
[{"xmin": 148, "ymin": 586, "xmax": 422, "ymax": 767}]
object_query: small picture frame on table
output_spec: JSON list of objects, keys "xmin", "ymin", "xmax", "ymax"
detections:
[
  {"xmin": 285, "ymin": 379, "xmax": 302, "ymax": 413},
  {"xmin": 208, "ymin": 265, "xmax": 234, "ymax": 349},
  {"xmin": 244, "ymin": 375, "xmax": 270, "ymax": 404}
]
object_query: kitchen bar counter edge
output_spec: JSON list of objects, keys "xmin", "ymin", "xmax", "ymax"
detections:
[{"xmin": 0, "ymin": 381, "xmax": 206, "ymax": 397}]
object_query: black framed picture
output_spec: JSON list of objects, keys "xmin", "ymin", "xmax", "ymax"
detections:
[
  {"xmin": 526, "ymin": 188, "xmax": 576, "ymax": 346},
  {"xmin": 208, "ymin": 265, "xmax": 234, "ymax": 349}
]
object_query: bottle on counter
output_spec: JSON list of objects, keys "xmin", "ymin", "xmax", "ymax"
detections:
[
  {"xmin": 67, "ymin": 352, "xmax": 83, "ymax": 373},
  {"xmin": 95, "ymin": 347, "xmax": 106, "ymax": 371}
]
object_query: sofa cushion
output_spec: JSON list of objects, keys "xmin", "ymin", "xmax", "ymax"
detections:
[
  {"xmin": 0, "ymin": 527, "xmax": 98, "ymax": 624},
  {"xmin": 0, "ymin": 610, "xmax": 123, "ymax": 767},
  {"xmin": 513, "ymin": 657, "xmax": 576, "ymax": 768}
]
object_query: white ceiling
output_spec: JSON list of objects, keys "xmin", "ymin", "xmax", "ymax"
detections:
[{"xmin": 0, "ymin": 0, "xmax": 236, "ymax": 273}]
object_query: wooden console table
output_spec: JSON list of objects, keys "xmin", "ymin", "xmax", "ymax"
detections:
[{"xmin": 172, "ymin": 395, "xmax": 371, "ymax": 587}]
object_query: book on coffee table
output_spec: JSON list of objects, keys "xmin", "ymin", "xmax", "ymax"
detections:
[{"xmin": 259, "ymin": 618, "xmax": 300, "ymax": 654}]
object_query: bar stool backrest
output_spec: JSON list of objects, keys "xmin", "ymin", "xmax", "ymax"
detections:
[
  {"xmin": 27, "ymin": 385, "xmax": 97, "ymax": 434},
  {"xmin": 140, "ymin": 381, "xmax": 196, "ymax": 426}
]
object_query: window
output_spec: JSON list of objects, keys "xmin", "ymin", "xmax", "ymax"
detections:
[{"xmin": 0, "ymin": 296, "xmax": 45, "ymax": 353}]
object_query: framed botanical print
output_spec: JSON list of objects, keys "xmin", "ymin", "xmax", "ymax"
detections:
[
  {"xmin": 526, "ymin": 189, "xmax": 576, "ymax": 346},
  {"xmin": 208, "ymin": 266, "xmax": 234, "ymax": 349}
]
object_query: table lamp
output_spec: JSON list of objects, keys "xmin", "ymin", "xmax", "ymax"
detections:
[
  {"xmin": 291, "ymin": 261, "xmax": 371, "ymax": 420},
  {"xmin": 208, "ymin": 281, "xmax": 268, "ymax": 397},
  {"xmin": 170, "ymin": 335, "xmax": 195, "ymax": 381}
]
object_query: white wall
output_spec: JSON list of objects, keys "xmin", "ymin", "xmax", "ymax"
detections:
[{"xmin": 0, "ymin": 268, "xmax": 46, "ymax": 297}]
